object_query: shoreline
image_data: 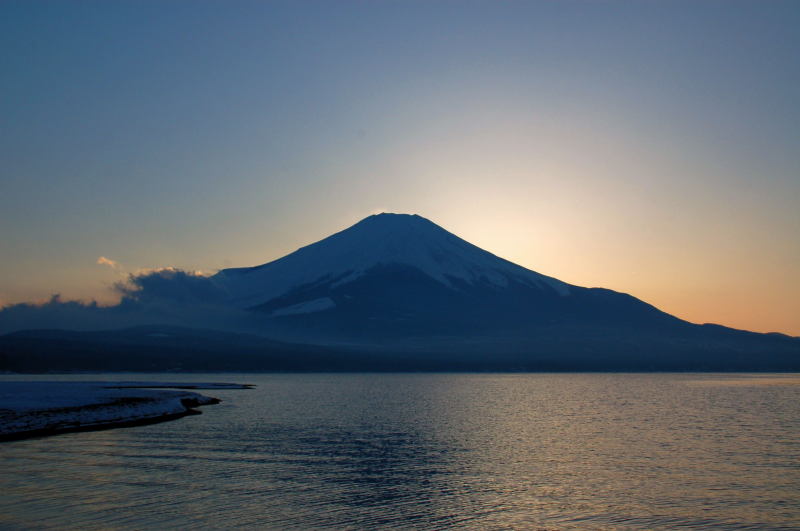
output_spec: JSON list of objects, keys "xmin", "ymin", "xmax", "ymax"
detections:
[
  {"xmin": 0, "ymin": 381, "xmax": 249, "ymax": 443},
  {"xmin": 0, "ymin": 402, "xmax": 210, "ymax": 442}
]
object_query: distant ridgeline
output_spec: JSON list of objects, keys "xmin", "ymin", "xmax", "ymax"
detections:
[{"xmin": 1, "ymin": 214, "xmax": 798, "ymax": 372}]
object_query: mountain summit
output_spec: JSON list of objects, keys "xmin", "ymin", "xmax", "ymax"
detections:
[{"xmin": 212, "ymin": 213, "xmax": 568, "ymax": 310}]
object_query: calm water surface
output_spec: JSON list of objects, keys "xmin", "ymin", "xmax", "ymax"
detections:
[{"xmin": 1, "ymin": 373, "xmax": 798, "ymax": 530}]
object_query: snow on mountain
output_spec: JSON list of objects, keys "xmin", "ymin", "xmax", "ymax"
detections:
[
  {"xmin": 270, "ymin": 297, "xmax": 336, "ymax": 317},
  {"xmin": 211, "ymin": 213, "xmax": 570, "ymax": 309}
]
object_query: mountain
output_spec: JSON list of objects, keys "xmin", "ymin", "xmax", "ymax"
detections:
[
  {"xmin": 1, "ymin": 213, "xmax": 798, "ymax": 371},
  {"xmin": 210, "ymin": 213, "xmax": 685, "ymax": 341},
  {"xmin": 194, "ymin": 212, "xmax": 798, "ymax": 369},
  {"xmin": 212, "ymin": 213, "xmax": 570, "ymax": 308}
]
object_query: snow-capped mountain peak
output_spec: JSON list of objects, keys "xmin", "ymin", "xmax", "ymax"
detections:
[{"xmin": 211, "ymin": 213, "xmax": 569, "ymax": 309}]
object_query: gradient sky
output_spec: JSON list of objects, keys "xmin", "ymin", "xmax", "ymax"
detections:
[{"xmin": 1, "ymin": 1, "xmax": 798, "ymax": 335}]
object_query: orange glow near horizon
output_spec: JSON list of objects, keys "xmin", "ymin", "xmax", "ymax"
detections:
[
  {"xmin": 3, "ymin": 206, "xmax": 797, "ymax": 337},
  {"xmin": 1, "ymin": 3, "xmax": 797, "ymax": 337}
]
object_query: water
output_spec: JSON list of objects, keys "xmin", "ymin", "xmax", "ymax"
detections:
[{"xmin": 1, "ymin": 373, "xmax": 798, "ymax": 530}]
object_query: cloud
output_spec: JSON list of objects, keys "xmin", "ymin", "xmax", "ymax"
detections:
[
  {"xmin": 115, "ymin": 268, "xmax": 225, "ymax": 305},
  {"xmin": 131, "ymin": 266, "xmax": 208, "ymax": 277},
  {"xmin": 97, "ymin": 256, "xmax": 120, "ymax": 269},
  {"xmin": 0, "ymin": 268, "xmax": 281, "ymax": 335},
  {"xmin": 0, "ymin": 294, "xmax": 115, "ymax": 333}
]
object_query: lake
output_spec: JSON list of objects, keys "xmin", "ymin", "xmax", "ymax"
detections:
[{"xmin": 1, "ymin": 373, "xmax": 798, "ymax": 529}]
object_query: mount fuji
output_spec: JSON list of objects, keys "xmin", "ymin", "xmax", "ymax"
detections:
[
  {"xmin": 1, "ymin": 213, "xmax": 798, "ymax": 371},
  {"xmin": 214, "ymin": 213, "xmax": 570, "ymax": 307},
  {"xmin": 210, "ymin": 213, "xmax": 680, "ymax": 341}
]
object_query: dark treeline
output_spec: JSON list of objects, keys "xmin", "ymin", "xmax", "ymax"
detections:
[{"xmin": 1, "ymin": 325, "xmax": 798, "ymax": 373}]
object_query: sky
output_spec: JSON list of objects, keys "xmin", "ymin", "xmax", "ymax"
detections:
[{"xmin": 1, "ymin": 0, "xmax": 798, "ymax": 335}]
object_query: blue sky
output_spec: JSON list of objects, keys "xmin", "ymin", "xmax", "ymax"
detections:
[{"xmin": 1, "ymin": 1, "xmax": 798, "ymax": 334}]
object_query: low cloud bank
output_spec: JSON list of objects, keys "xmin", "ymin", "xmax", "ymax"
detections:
[
  {"xmin": 115, "ymin": 268, "xmax": 226, "ymax": 306},
  {"xmin": 0, "ymin": 268, "xmax": 256, "ymax": 334}
]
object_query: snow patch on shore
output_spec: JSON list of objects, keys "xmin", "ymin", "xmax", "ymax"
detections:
[{"xmin": 0, "ymin": 381, "xmax": 248, "ymax": 440}]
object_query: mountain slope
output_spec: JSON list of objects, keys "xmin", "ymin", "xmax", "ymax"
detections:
[
  {"xmin": 212, "ymin": 213, "xmax": 569, "ymax": 309},
  {"xmin": 210, "ymin": 213, "xmax": 684, "ymax": 342}
]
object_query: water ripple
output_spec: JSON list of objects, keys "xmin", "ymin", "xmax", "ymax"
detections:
[{"xmin": 1, "ymin": 373, "xmax": 799, "ymax": 529}]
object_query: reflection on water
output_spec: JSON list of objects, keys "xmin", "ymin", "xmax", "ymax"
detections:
[
  {"xmin": 1, "ymin": 373, "xmax": 799, "ymax": 530},
  {"xmin": 687, "ymin": 375, "xmax": 800, "ymax": 387}
]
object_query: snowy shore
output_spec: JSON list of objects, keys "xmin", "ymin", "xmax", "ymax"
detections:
[{"xmin": 0, "ymin": 381, "xmax": 251, "ymax": 441}]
